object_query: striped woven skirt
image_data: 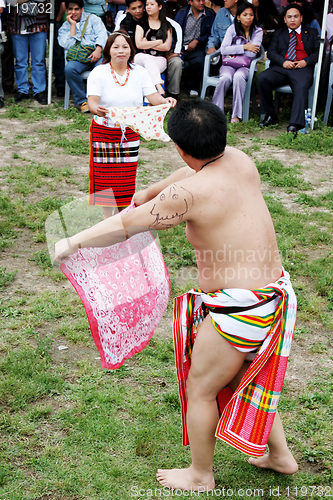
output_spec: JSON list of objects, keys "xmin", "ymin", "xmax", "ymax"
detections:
[{"xmin": 89, "ymin": 119, "xmax": 140, "ymax": 208}]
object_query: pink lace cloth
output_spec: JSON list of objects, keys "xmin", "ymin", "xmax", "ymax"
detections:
[{"xmin": 60, "ymin": 230, "xmax": 170, "ymax": 369}]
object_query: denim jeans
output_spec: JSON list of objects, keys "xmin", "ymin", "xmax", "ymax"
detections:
[
  {"xmin": 65, "ymin": 59, "xmax": 101, "ymax": 105},
  {"xmin": 12, "ymin": 31, "xmax": 47, "ymax": 95}
]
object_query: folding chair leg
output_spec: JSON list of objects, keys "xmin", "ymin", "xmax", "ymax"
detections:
[
  {"xmin": 64, "ymin": 81, "xmax": 70, "ymax": 110},
  {"xmin": 324, "ymin": 84, "xmax": 333, "ymax": 124}
]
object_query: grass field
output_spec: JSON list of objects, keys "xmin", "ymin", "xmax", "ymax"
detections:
[{"xmin": 0, "ymin": 101, "xmax": 333, "ymax": 500}]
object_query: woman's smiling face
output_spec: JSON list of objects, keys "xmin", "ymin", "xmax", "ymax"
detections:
[{"xmin": 110, "ymin": 35, "xmax": 131, "ymax": 64}]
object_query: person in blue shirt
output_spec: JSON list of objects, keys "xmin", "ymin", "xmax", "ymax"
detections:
[
  {"xmin": 58, "ymin": 0, "xmax": 108, "ymax": 112},
  {"xmin": 206, "ymin": 0, "xmax": 240, "ymax": 55}
]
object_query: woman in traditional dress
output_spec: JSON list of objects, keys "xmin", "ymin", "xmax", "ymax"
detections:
[
  {"xmin": 212, "ymin": 2, "xmax": 263, "ymax": 123},
  {"xmin": 134, "ymin": 0, "xmax": 173, "ymax": 95},
  {"xmin": 87, "ymin": 30, "xmax": 176, "ymax": 219}
]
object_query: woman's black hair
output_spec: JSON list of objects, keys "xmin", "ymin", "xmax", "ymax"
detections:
[
  {"xmin": 234, "ymin": 1, "xmax": 257, "ymax": 39},
  {"xmin": 167, "ymin": 99, "xmax": 227, "ymax": 160},
  {"xmin": 255, "ymin": 0, "xmax": 279, "ymax": 25},
  {"xmin": 102, "ymin": 30, "xmax": 136, "ymax": 66},
  {"xmin": 145, "ymin": 0, "xmax": 169, "ymax": 42}
]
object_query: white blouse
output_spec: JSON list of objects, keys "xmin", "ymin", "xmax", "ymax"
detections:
[{"xmin": 87, "ymin": 63, "xmax": 157, "ymax": 127}]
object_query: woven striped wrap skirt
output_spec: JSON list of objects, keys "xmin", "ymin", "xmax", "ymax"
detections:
[{"xmin": 89, "ymin": 119, "xmax": 140, "ymax": 208}]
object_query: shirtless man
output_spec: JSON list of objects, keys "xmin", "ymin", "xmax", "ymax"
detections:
[{"xmin": 55, "ymin": 99, "xmax": 298, "ymax": 490}]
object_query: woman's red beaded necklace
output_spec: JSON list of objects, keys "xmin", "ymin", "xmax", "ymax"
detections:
[{"xmin": 110, "ymin": 64, "xmax": 130, "ymax": 87}]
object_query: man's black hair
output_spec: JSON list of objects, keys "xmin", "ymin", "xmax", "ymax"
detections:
[
  {"xmin": 167, "ymin": 99, "xmax": 227, "ymax": 160},
  {"xmin": 284, "ymin": 3, "xmax": 303, "ymax": 16},
  {"xmin": 210, "ymin": 0, "xmax": 224, "ymax": 7},
  {"xmin": 125, "ymin": 0, "xmax": 143, "ymax": 7},
  {"xmin": 65, "ymin": 0, "xmax": 84, "ymax": 8}
]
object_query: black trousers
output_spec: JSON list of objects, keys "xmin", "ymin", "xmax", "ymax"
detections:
[
  {"xmin": 258, "ymin": 65, "xmax": 314, "ymax": 127},
  {"xmin": 182, "ymin": 46, "xmax": 205, "ymax": 93}
]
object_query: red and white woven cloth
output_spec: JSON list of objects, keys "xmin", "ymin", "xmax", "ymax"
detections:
[
  {"xmin": 173, "ymin": 269, "xmax": 297, "ymax": 456},
  {"xmin": 61, "ymin": 225, "xmax": 170, "ymax": 369}
]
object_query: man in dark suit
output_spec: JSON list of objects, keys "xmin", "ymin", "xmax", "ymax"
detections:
[
  {"xmin": 258, "ymin": 3, "xmax": 319, "ymax": 134},
  {"xmin": 175, "ymin": 0, "xmax": 215, "ymax": 96}
]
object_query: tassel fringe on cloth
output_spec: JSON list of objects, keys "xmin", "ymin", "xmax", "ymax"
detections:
[{"xmin": 173, "ymin": 270, "xmax": 297, "ymax": 457}]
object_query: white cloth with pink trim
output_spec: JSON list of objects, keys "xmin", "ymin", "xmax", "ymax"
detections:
[{"xmin": 107, "ymin": 104, "xmax": 171, "ymax": 142}]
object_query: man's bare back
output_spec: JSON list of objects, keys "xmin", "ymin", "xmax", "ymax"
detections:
[{"xmin": 132, "ymin": 146, "xmax": 282, "ymax": 292}]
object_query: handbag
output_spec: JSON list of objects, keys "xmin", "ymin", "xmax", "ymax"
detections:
[
  {"xmin": 222, "ymin": 55, "xmax": 252, "ymax": 69},
  {"xmin": 101, "ymin": 5, "xmax": 115, "ymax": 32},
  {"xmin": 66, "ymin": 15, "xmax": 95, "ymax": 64},
  {"xmin": 222, "ymin": 35, "xmax": 252, "ymax": 69}
]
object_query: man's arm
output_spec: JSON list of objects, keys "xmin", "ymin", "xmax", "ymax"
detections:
[
  {"xmin": 267, "ymin": 29, "xmax": 288, "ymax": 67},
  {"xmin": 133, "ymin": 166, "xmax": 195, "ymax": 206},
  {"xmin": 91, "ymin": 14, "xmax": 108, "ymax": 50},
  {"xmin": 206, "ymin": 10, "xmax": 227, "ymax": 52},
  {"xmin": 303, "ymin": 29, "xmax": 319, "ymax": 68},
  {"xmin": 196, "ymin": 9, "xmax": 214, "ymax": 47},
  {"xmin": 58, "ymin": 21, "xmax": 78, "ymax": 49},
  {"xmin": 54, "ymin": 177, "xmax": 195, "ymax": 262}
]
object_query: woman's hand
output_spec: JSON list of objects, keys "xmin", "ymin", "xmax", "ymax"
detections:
[
  {"xmin": 88, "ymin": 96, "xmax": 108, "ymax": 116},
  {"xmin": 244, "ymin": 43, "xmax": 260, "ymax": 53},
  {"xmin": 165, "ymin": 97, "xmax": 177, "ymax": 108},
  {"xmin": 146, "ymin": 93, "xmax": 177, "ymax": 107},
  {"xmin": 95, "ymin": 105, "xmax": 108, "ymax": 117}
]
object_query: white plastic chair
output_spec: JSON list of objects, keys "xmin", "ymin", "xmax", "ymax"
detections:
[
  {"xmin": 265, "ymin": 58, "xmax": 318, "ymax": 113},
  {"xmin": 200, "ymin": 45, "xmax": 265, "ymax": 122},
  {"xmin": 324, "ymin": 58, "xmax": 333, "ymax": 124}
]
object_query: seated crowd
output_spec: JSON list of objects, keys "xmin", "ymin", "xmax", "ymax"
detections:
[{"xmin": 0, "ymin": 0, "xmax": 329, "ymax": 131}]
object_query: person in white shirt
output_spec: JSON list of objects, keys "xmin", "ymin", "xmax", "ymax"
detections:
[{"xmin": 87, "ymin": 30, "xmax": 176, "ymax": 219}]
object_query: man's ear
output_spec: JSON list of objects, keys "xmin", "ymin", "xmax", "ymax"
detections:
[{"xmin": 176, "ymin": 145, "xmax": 187, "ymax": 160}]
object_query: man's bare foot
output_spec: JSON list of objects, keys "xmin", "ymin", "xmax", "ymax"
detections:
[
  {"xmin": 248, "ymin": 452, "xmax": 298, "ymax": 475},
  {"xmin": 156, "ymin": 466, "xmax": 215, "ymax": 491}
]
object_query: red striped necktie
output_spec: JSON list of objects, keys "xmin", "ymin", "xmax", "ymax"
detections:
[{"xmin": 286, "ymin": 30, "xmax": 297, "ymax": 61}]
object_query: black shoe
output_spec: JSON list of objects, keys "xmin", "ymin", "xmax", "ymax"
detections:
[
  {"xmin": 0, "ymin": 100, "xmax": 4, "ymax": 109},
  {"xmin": 259, "ymin": 114, "xmax": 279, "ymax": 127},
  {"xmin": 287, "ymin": 125, "xmax": 298, "ymax": 137},
  {"xmin": 56, "ymin": 87, "xmax": 65, "ymax": 98},
  {"xmin": 34, "ymin": 92, "xmax": 47, "ymax": 105},
  {"xmin": 14, "ymin": 92, "xmax": 30, "ymax": 104}
]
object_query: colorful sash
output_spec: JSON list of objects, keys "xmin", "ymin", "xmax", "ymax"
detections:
[{"xmin": 173, "ymin": 270, "xmax": 297, "ymax": 457}]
